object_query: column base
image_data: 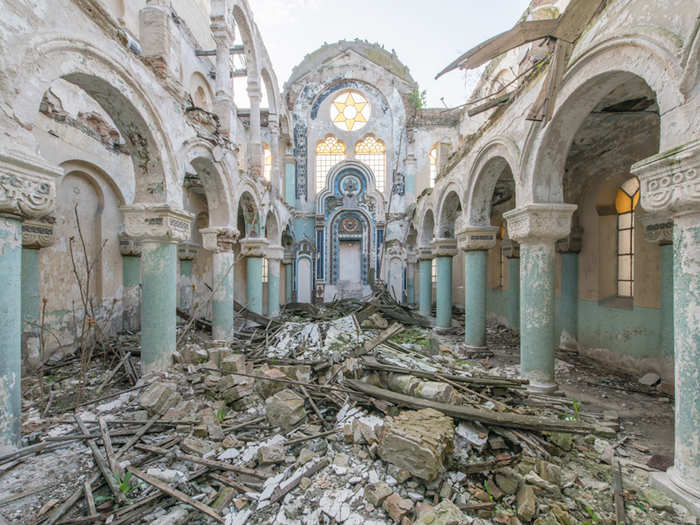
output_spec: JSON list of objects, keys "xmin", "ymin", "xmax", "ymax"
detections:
[
  {"xmin": 652, "ymin": 470, "xmax": 700, "ymax": 518},
  {"xmin": 525, "ymin": 381, "xmax": 559, "ymax": 394},
  {"xmin": 457, "ymin": 344, "xmax": 493, "ymax": 358},
  {"xmin": 433, "ymin": 326, "xmax": 458, "ymax": 335}
]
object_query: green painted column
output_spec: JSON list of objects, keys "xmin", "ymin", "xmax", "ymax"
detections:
[
  {"xmin": 464, "ymin": 250, "xmax": 487, "ymax": 347},
  {"xmin": 284, "ymin": 262, "xmax": 293, "ymax": 304},
  {"xmin": 660, "ymin": 243, "xmax": 674, "ymax": 357},
  {"xmin": 0, "ymin": 216, "xmax": 22, "ymax": 448},
  {"xmin": 268, "ymin": 258, "xmax": 281, "ymax": 317},
  {"xmin": 247, "ymin": 256, "xmax": 263, "ymax": 315},
  {"xmin": 21, "ymin": 247, "xmax": 40, "ymax": 359},
  {"xmin": 141, "ymin": 241, "xmax": 178, "ymax": 372},
  {"xmin": 668, "ymin": 213, "xmax": 700, "ymax": 499},
  {"xmin": 504, "ymin": 204, "xmax": 576, "ymax": 394},
  {"xmin": 559, "ymin": 252, "xmax": 579, "ymax": 349},
  {"xmin": 418, "ymin": 255, "xmax": 432, "ymax": 317},
  {"xmin": 122, "ymin": 254, "xmax": 141, "ymax": 331},
  {"xmin": 435, "ymin": 256, "xmax": 453, "ymax": 328},
  {"xmin": 507, "ymin": 256, "xmax": 520, "ymax": 331}
]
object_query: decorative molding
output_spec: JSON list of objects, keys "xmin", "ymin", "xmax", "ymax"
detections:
[
  {"xmin": 266, "ymin": 244, "xmax": 284, "ymax": 260},
  {"xmin": 503, "ymin": 203, "xmax": 577, "ymax": 244},
  {"xmin": 457, "ymin": 225, "xmax": 498, "ymax": 251},
  {"xmin": 639, "ymin": 214, "xmax": 674, "ymax": 245},
  {"xmin": 22, "ymin": 218, "xmax": 55, "ymax": 248},
  {"xmin": 239, "ymin": 237, "xmax": 269, "ymax": 257},
  {"xmin": 0, "ymin": 150, "xmax": 61, "ymax": 219},
  {"xmin": 631, "ymin": 140, "xmax": 700, "ymax": 218},
  {"xmin": 120, "ymin": 204, "xmax": 193, "ymax": 243},
  {"xmin": 119, "ymin": 233, "xmax": 142, "ymax": 256},
  {"xmin": 200, "ymin": 226, "xmax": 239, "ymax": 253},
  {"xmin": 431, "ymin": 238, "xmax": 458, "ymax": 258},
  {"xmin": 178, "ymin": 241, "xmax": 199, "ymax": 261},
  {"xmin": 501, "ymin": 239, "xmax": 520, "ymax": 259},
  {"xmin": 556, "ymin": 226, "xmax": 584, "ymax": 253},
  {"xmin": 418, "ymin": 247, "xmax": 433, "ymax": 260}
]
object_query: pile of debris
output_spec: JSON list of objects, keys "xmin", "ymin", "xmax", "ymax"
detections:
[{"xmin": 0, "ymin": 296, "xmax": 695, "ymax": 524}]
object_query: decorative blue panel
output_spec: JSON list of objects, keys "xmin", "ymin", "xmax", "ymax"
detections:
[{"xmin": 316, "ymin": 229, "xmax": 324, "ymax": 280}]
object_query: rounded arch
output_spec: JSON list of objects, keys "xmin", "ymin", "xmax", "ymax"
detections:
[
  {"xmin": 264, "ymin": 208, "xmax": 281, "ymax": 244},
  {"xmin": 190, "ymin": 72, "xmax": 214, "ymax": 111},
  {"xmin": 419, "ymin": 208, "xmax": 435, "ymax": 247},
  {"xmin": 232, "ymin": 3, "xmax": 259, "ymax": 78},
  {"xmin": 521, "ymin": 35, "xmax": 684, "ymax": 205},
  {"xmin": 59, "ymin": 159, "xmax": 127, "ymax": 209},
  {"xmin": 466, "ymin": 138, "xmax": 519, "ymax": 226},
  {"xmin": 182, "ymin": 139, "xmax": 236, "ymax": 228},
  {"xmin": 260, "ymin": 67, "xmax": 280, "ymax": 114},
  {"xmin": 316, "ymin": 160, "xmax": 387, "ymax": 217},
  {"xmin": 236, "ymin": 189, "xmax": 262, "ymax": 237},
  {"xmin": 436, "ymin": 184, "xmax": 464, "ymax": 239},
  {"xmin": 10, "ymin": 34, "xmax": 179, "ymax": 205}
]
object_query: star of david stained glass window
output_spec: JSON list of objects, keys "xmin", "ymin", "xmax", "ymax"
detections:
[{"xmin": 330, "ymin": 91, "xmax": 371, "ymax": 132}]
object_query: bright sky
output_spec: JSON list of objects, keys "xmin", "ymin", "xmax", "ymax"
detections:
[{"xmin": 252, "ymin": 0, "xmax": 531, "ymax": 108}]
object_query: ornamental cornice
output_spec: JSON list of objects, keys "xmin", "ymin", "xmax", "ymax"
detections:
[
  {"xmin": 417, "ymin": 247, "xmax": 433, "ymax": 260},
  {"xmin": 503, "ymin": 203, "xmax": 576, "ymax": 244},
  {"xmin": 0, "ymin": 150, "xmax": 62, "ymax": 219},
  {"xmin": 178, "ymin": 241, "xmax": 200, "ymax": 261},
  {"xmin": 431, "ymin": 238, "xmax": 458, "ymax": 258},
  {"xmin": 22, "ymin": 218, "xmax": 55, "ymax": 248},
  {"xmin": 631, "ymin": 140, "xmax": 700, "ymax": 218},
  {"xmin": 120, "ymin": 204, "xmax": 193, "ymax": 243},
  {"xmin": 457, "ymin": 226, "xmax": 498, "ymax": 252},
  {"xmin": 239, "ymin": 237, "xmax": 269, "ymax": 257},
  {"xmin": 119, "ymin": 233, "xmax": 142, "ymax": 256},
  {"xmin": 200, "ymin": 226, "xmax": 239, "ymax": 253},
  {"xmin": 639, "ymin": 214, "xmax": 674, "ymax": 245}
]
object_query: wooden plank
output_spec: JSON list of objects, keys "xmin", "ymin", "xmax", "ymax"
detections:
[
  {"xmin": 553, "ymin": 0, "xmax": 606, "ymax": 42},
  {"xmin": 346, "ymin": 380, "xmax": 614, "ymax": 436},
  {"xmin": 83, "ymin": 481, "xmax": 96, "ymax": 516},
  {"xmin": 127, "ymin": 467, "xmax": 224, "ymax": 523},
  {"xmin": 467, "ymin": 94, "xmax": 511, "ymax": 117}
]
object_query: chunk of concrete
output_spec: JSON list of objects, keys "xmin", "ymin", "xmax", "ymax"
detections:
[
  {"xmin": 383, "ymin": 492, "xmax": 413, "ymax": 523},
  {"xmin": 138, "ymin": 382, "xmax": 182, "ymax": 415},
  {"xmin": 378, "ymin": 408, "xmax": 454, "ymax": 481},
  {"xmin": 639, "ymin": 372, "xmax": 661, "ymax": 386},
  {"xmin": 265, "ymin": 389, "xmax": 306, "ymax": 431},
  {"xmin": 414, "ymin": 499, "xmax": 468, "ymax": 525},
  {"xmin": 365, "ymin": 481, "xmax": 393, "ymax": 506}
]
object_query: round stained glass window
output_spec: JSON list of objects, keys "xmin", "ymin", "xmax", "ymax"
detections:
[{"xmin": 330, "ymin": 91, "xmax": 371, "ymax": 132}]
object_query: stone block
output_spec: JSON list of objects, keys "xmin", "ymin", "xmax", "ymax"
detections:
[
  {"xmin": 365, "ymin": 481, "xmax": 393, "ymax": 506},
  {"xmin": 138, "ymin": 382, "xmax": 182, "ymax": 415},
  {"xmin": 378, "ymin": 408, "xmax": 454, "ymax": 481},
  {"xmin": 383, "ymin": 492, "xmax": 413, "ymax": 523},
  {"xmin": 258, "ymin": 445, "xmax": 286, "ymax": 465},
  {"xmin": 516, "ymin": 484, "xmax": 536, "ymax": 522},
  {"xmin": 414, "ymin": 381, "xmax": 456, "ymax": 403},
  {"xmin": 254, "ymin": 366, "xmax": 288, "ymax": 399},
  {"xmin": 265, "ymin": 389, "xmax": 306, "ymax": 431},
  {"xmin": 414, "ymin": 499, "xmax": 468, "ymax": 525},
  {"xmin": 221, "ymin": 354, "xmax": 246, "ymax": 375}
]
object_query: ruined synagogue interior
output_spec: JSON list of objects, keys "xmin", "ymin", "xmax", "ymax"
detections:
[{"xmin": 0, "ymin": 0, "xmax": 699, "ymax": 523}]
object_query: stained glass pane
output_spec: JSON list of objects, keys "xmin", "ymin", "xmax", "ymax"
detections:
[
  {"xmin": 315, "ymin": 136, "xmax": 347, "ymax": 192},
  {"xmin": 615, "ymin": 189, "xmax": 632, "ymax": 214},
  {"xmin": 620, "ymin": 176, "xmax": 640, "ymax": 196},
  {"xmin": 618, "ymin": 255, "xmax": 631, "ymax": 280},
  {"xmin": 618, "ymin": 230, "xmax": 630, "ymax": 254},
  {"xmin": 618, "ymin": 281, "xmax": 631, "ymax": 297},
  {"xmin": 356, "ymin": 136, "xmax": 386, "ymax": 191},
  {"xmin": 330, "ymin": 91, "xmax": 371, "ymax": 132},
  {"xmin": 618, "ymin": 212, "xmax": 632, "ymax": 229},
  {"xmin": 632, "ymin": 190, "xmax": 640, "ymax": 211}
]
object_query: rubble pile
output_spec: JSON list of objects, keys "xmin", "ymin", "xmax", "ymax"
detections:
[{"xmin": 0, "ymin": 296, "xmax": 695, "ymax": 524}]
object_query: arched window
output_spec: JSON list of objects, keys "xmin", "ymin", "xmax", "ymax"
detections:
[
  {"xmin": 615, "ymin": 177, "xmax": 640, "ymax": 297},
  {"xmin": 262, "ymin": 142, "xmax": 272, "ymax": 181},
  {"xmin": 262, "ymin": 258, "xmax": 268, "ymax": 284},
  {"xmin": 355, "ymin": 134, "xmax": 386, "ymax": 191},
  {"xmin": 331, "ymin": 91, "xmax": 371, "ymax": 132},
  {"xmin": 429, "ymin": 144, "xmax": 438, "ymax": 187},
  {"xmin": 315, "ymin": 135, "xmax": 346, "ymax": 193}
]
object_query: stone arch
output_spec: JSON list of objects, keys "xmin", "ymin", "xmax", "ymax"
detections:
[
  {"xmin": 182, "ymin": 140, "xmax": 236, "ymax": 228},
  {"xmin": 419, "ymin": 208, "xmax": 435, "ymax": 247},
  {"xmin": 264, "ymin": 209, "xmax": 281, "ymax": 245},
  {"xmin": 260, "ymin": 67, "xmax": 280, "ymax": 114},
  {"xmin": 521, "ymin": 35, "xmax": 684, "ymax": 205},
  {"xmin": 190, "ymin": 72, "xmax": 214, "ymax": 111},
  {"xmin": 237, "ymin": 190, "xmax": 261, "ymax": 237},
  {"xmin": 232, "ymin": 3, "xmax": 259, "ymax": 78},
  {"xmin": 436, "ymin": 185, "xmax": 463, "ymax": 239},
  {"xmin": 466, "ymin": 138, "xmax": 520, "ymax": 226},
  {"xmin": 10, "ymin": 34, "xmax": 178, "ymax": 204}
]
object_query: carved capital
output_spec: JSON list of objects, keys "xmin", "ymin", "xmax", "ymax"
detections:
[
  {"xmin": 457, "ymin": 226, "xmax": 498, "ymax": 251},
  {"xmin": 503, "ymin": 203, "xmax": 576, "ymax": 244},
  {"xmin": 639, "ymin": 214, "xmax": 674, "ymax": 245},
  {"xmin": 556, "ymin": 226, "xmax": 584, "ymax": 253},
  {"xmin": 210, "ymin": 0, "xmax": 234, "ymax": 43},
  {"xmin": 178, "ymin": 241, "xmax": 199, "ymax": 260},
  {"xmin": 266, "ymin": 244, "xmax": 284, "ymax": 260},
  {"xmin": 268, "ymin": 113, "xmax": 280, "ymax": 135},
  {"xmin": 22, "ymin": 217, "xmax": 55, "ymax": 248},
  {"xmin": 200, "ymin": 226, "xmax": 239, "ymax": 253},
  {"xmin": 432, "ymin": 238, "xmax": 458, "ymax": 258},
  {"xmin": 418, "ymin": 247, "xmax": 433, "ymax": 261},
  {"xmin": 631, "ymin": 140, "xmax": 700, "ymax": 218},
  {"xmin": 0, "ymin": 150, "xmax": 61, "ymax": 219},
  {"xmin": 239, "ymin": 237, "xmax": 268, "ymax": 257},
  {"xmin": 119, "ymin": 233, "xmax": 142, "ymax": 256},
  {"xmin": 120, "ymin": 204, "xmax": 193, "ymax": 243},
  {"xmin": 501, "ymin": 239, "xmax": 520, "ymax": 259}
]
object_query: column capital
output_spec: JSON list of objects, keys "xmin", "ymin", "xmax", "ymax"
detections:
[
  {"xmin": 631, "ymin": 139, "xmax": 700, "ymax": 219},
  {"xmin": 556, "ymin": 226, "xmax": 584, "ymax": 253},
  {"xmin": 0, "ymin": 150, "xmax": 61, "ymax": 220},
  {"xmin": 239, "ymin": 237, "xmax": 268, "ymax": 257},
  {"xmin": 119, "ymin": 233, "xmax": 142, "ymax": 256},
  {"xmin": 418, "ymin": 247, "xmax": 433, "ymax": 260},
  {"xmin": 247, "ymin": 78, "xmax": 262, "ymax": 99},
  {"xmin": 210, "ymin": 0, "xmax": 234, "ymax": 41},
  {"xmin": 120, "ymin": 204, "xmax": 193, "ymax": 243},
  {"xmin": 178, "ymin": 240, "xmax": 199, "ymax": 260},
  {"xmin": 639, "ymin": 214, "xmax": 674, "ymax": 245},
  {"xmin": 503, "ymin": 203, "xmax": 576, "ymax": 244},
  {"xmin": 501, "ymin": 239, "xmax": 520, "ymax": 259},
  {"xmin": 265, "ymin": 244, "xmax": 284, "ymax": 260},
  {"xmin": 22, "ymin": 217, "xmax": 55, "ymax": 248},
  {"xmin": 200, "ymin": 226, "xmax": 239, "ymax": 253},
  {"xmin": 457, "ymin": 225, "xmax": 498, "ymax": 251},
  {"xmin": 406, "ymin": 249, "xmax": 418, "ymax": 265},
  {"xmin": 432, "ymin": 238, "xmax": 458, "ymax": 258}
]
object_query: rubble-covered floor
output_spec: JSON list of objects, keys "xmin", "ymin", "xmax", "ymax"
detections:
[{"xmin": 0, "ymin": 299, "xmax": 691, "ymax": 525}]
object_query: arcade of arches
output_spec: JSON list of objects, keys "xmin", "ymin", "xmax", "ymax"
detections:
[{"xmin": 0, "ymin": 0, "xmax": 699, "ymax": 517}]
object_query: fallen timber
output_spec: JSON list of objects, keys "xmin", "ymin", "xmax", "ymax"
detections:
[{"xmin": 346, "ymin": 379, "xmax": 616, "ymax": 437}]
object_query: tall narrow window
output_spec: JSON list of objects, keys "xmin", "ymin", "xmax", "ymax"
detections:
[
  {"xmin": 262, "ymin": 142, "xmax": 272, "ymax": 181},
  {"xmin": 355, "ymin": 134, "xmax": 386, "ymax": 192},
  {"xmin": 315, "ymin": 135, "xmax": 346, "ymax": 193},
  {"xmin": 431, "ymin": 258, "xmax": 437, "ymax": 284},
  {"xmin": 429, "ymin": 144, "xmax": 438, "ymax": 187},
  {"xmin": 615, "ymin": 177, "xmax": 640, "ymax": 297},
  {"xmin": 498, "ymin": 222, "xmax": 506, "ymax": 289},
  {"xmin": 262, "ymin": 258, "xmax": 269, "ymax": 284}
]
